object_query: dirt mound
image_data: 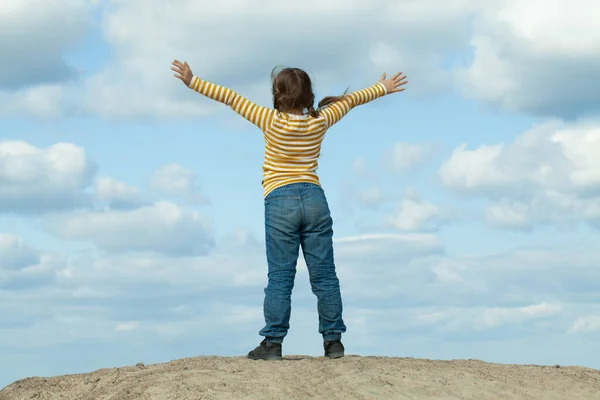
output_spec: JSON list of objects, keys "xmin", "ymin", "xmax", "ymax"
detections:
[{"xmin": 2, "ymin": 355, "xmax": 599, "ymax": 400}]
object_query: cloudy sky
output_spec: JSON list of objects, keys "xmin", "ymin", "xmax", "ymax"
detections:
[{"xmin": 2, "ymin": 0, "xmax": 600, "ymax": 387}]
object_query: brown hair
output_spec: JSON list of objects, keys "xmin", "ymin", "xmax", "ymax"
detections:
[{"xmin": 271, "ymin": 67, "xmax": 348, "ymax": 118}]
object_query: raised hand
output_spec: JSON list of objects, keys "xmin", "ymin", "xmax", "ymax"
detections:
[
  {"xmin": 379, "ymin": 72, "xmax": 408, "ymax": 94},
  {"xmin": 171, "ymin": 60, "xmax": 194, "ymax": 87}
]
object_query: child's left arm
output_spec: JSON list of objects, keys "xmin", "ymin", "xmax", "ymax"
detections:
[{"xmin": 172, "ymin": 60, "xmax": 275, "ymax": 132}]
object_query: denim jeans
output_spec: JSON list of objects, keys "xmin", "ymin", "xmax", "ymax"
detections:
[{"xmin": 259, "ymin": 182, "xmax": 346, "ymax": 343}]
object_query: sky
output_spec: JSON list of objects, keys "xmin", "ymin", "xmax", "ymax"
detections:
[{"xmin": 2, "ymin": 0, "xmax": 600, "ymax": 388}]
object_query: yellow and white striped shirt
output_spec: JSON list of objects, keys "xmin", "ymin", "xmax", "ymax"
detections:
[{"xmin": 188, "ymin": 76, "xmax": 387, "ymax": 198}]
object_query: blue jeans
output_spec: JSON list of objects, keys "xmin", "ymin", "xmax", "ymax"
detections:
[{"xmin": 259, "ymin": 182, "xmax": 346, "ymax": 343}]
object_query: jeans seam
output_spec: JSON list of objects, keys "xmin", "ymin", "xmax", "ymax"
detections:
[{"xmin": 299, "ymin": 197, "xmax": 305, "ymax": 225}]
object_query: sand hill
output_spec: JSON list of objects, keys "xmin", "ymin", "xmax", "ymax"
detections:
[{"xmin": 1, "ymin": 355, "xmax": 599, "ymax": 400}]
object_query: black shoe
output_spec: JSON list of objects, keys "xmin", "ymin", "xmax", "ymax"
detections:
[
  {"xmin": 247, "ymin": 339, "xmax": 282, "ymax": 360},
  {"xmin": 324, "ymin": 340, "xmax": 345, "ymax": 359}
]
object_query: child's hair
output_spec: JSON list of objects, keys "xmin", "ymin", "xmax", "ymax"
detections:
[{"xmin": 271, "ymin": 67, "xmax": 348, "ymax": 118}]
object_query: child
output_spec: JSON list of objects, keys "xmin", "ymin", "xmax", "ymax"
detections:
[{"xmin": 171, "ymin": 60, "xmax": 407, "ymax": 360}]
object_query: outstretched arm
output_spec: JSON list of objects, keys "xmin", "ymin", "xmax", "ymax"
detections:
[
  {"xmin": 171, "ymin": 60, "xmax": 275, "ymax": 132},
  {"xmin": 320, "ymin": 72, "xmax": 407, "ymax": 128}
]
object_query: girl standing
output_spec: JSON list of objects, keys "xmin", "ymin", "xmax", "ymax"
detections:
[{"xmin": 171, "ymin": 60, "xmax": 407, "ymax": 360}]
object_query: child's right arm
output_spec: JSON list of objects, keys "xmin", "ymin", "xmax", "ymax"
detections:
[
  {"xmin": 172, "ymin": 60, "xmax": 275, "ymax": 132},
  {"xmin": 188, "ymin": 76, "xmax": 275, "ymax": 132},
  {"xmin": 320, "ymin": 72, "xmax": 407, "ymax": 128}
]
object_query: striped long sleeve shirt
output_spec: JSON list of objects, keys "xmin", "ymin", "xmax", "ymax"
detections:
[{"xmin": 188, "ymin": 76, "xmax": 387, "ymax": 198}]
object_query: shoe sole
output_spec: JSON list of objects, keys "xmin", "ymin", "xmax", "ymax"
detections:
[
  {"xmin": 247, "ymin": 354, "xmax": 282, "ymax": 361},
  {"xmin": 326, "ymin": 352, "xmax": 345, "ymax": 359}
]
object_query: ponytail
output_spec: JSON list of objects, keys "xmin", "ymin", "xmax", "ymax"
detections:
[
  {"xmin": 311, "ymin": 88, "xmax": 350, "ymax": 116},
  {"xmin": 317, "ymin": 89, "xmax": 349, "ymax": 109}
]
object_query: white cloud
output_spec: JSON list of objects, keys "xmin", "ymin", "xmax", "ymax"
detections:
[
  {"xmin": 0, "ymin": 141, "xmax": 95, "ymax": 213},
  {"xmin": 569, "ymin": 316, "xmax": 600, "ymax": 334},
  {"xmin": 357, "ymin": 186, "xmax": 385, "ymax": 208},
  {"xmin": 0, "ymin": 141, "xmax": 208, "ymax": 215},
  {"xmin": 149, "ymin": 164, "xmax": 207, "ymax": 204},
  {"xmin": 85, "ymin": 0, "xmax": 473, "ymax": 118},
  {"xmin": 2, "ymin": 0, "xmax": 477, "ymax": 119},
  {"xmin": 43, "ymin": 231, "xmax": 267, "ymax": 304},
  {"xmin": 335, "ymin": 233, "xmax": 443, "ymax": 261},
  {"xmin": 0, "ymin": 84, "xmax": 66, "ymax": 118},
  {"xmin": 428, "ymin": 246, "xmax": 600, "ymax": 308},
  {"xmin": 341, "ymin": 180, "xmax": 390, "ymax": 214},
  {"xmin": 0, "ymin": 0, "xmax": 89, "ymax": 90},
  {"xmin": 329, "ymin": 233, "xmax": 445, "ymax": 302},
  {"xmin": 0, "ymin": 237, "xmax": 64, "ymax": 290},
  {"xmin": 2, "ymin": 229, "xmax": 600, "ymax": 384},
  {"xmin": 44, "ymin": 201, "xmax": 214, "ymax": 256},
  {"xmin": 386, "ymin": 197, "xmax": 445, "ymax": 231},
  {"xmin": 485, "ymin": 201, "xmax": 533, "ymax": 230},
  {"xmin": 342, "ymin": 183, "xmax": 450, "ymax": 232},
  {"xmin": 440, "ymin": 120, "xmax": 600, "ymax": 230},
  {"xmin": 478, "ymin": 303, "xmax": 563, "ymax": 329},
  {"xmin": 0, "ymin": 234, "xmax": 40, "ymax": 270},
  {"xmin": 4, "ymin": 1, "xmax": 598, "ymax": 122},
  {"xmin": 456, "ymin": 0, "xmax": 600, "ymax": 119},
  {"xmin": 114, "ymin": 321, "xmax": 139, "ymax": 332},
  {"xmin": 2, "ymin": 232, "xmax": 444, "ymax": 334},
  {"xmin": 7, "ymin": 231, "xmax": 600, "ymax": 312},
  {"xmin": 384, "ymin": 142, "xmax": 434, "ymax": 174},
  {"xmin": 0, "ymin": 0, "xmax": 91, "ymax": 119},
  {"xmin": 383, "ymin": 189, "xmax": 448, "ymax": 232},
  {"xmin": 95, "ymin": 177, "xmax": 142, "ymax": 209},
  {"xmin": 413, "ymin": 303, "xmax": 564, "ymax": 331}
]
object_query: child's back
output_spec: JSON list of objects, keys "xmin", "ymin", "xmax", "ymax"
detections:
[{"xmin": 262, "ymin": 112, "xmax": 326, "ymax": 194}]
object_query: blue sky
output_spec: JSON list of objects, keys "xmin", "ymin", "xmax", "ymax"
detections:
[{"xmin": 2, "ymin": 0, "xmax": 600, "ymax": 388}]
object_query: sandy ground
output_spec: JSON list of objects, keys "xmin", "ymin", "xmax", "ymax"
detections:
[{"xmin": 1, "ymin": 355, "xmax": 599, "ymax": 400}]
